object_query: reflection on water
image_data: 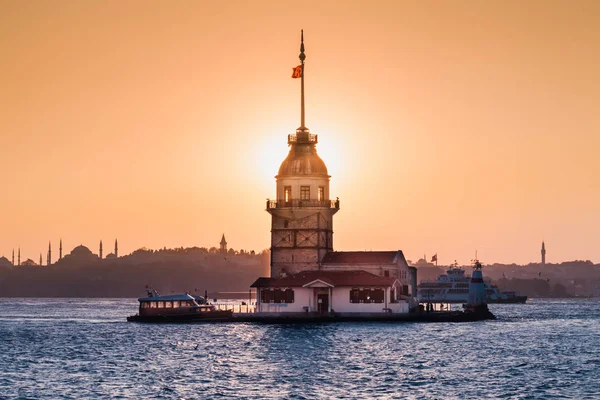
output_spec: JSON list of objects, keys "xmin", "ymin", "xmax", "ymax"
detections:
[{"xmin": 0, "ymin": 298, "xmax": 598, "ymax": 398}]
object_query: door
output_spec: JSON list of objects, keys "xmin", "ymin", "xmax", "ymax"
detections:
[{"xmin": 317, "ymin": 294, "xmax": 329, "ymax": 313}]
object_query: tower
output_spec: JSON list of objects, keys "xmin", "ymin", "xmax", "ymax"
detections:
[
  {"xmin": 541, "ymin": 241, "xmax": 546, "ymax": 266},
  {"xmin": 47, "ymin": 241, "xmax": 51, "ymax": 266},
  {"xmin": 18, "ymin": 248, "xmax": 20, "ymax": 266},
  {"xmin": 59, "ymin": 239, "xmax": 63, "ymax": 260},
  {"xmin": 220, "ymin": 234, "xmax": 227, "ymax": 254},
  {"xmin": 99, "ymin": 240, "xmax": 103, "ymax": 259},
  {"xmin": 114, "ymin": 239, "xmax": 118, "ymax": 258},
  {"xmin": 266, "ymin": 31, "xmax": 340, "ymax": 278},
  {"xmin": 39, "ymin": 253, "xmax": 42, "ymax": 266},
  {"xmin": 466, "ymin": 260, "xmax": 491, "ymax": 314},
  {"xmin": 12, "ymin": 249, "xmax": 14, "ymax": 266}
]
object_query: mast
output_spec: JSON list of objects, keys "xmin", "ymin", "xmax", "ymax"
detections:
[{"xmin": 299, "ymin": 30, "xmax": 306, "ymax": 131}]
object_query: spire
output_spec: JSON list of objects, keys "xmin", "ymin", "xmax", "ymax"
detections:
[
  {"xmin": 12, "ymin": 249, "xmax": 14, "ymax": 266},
  {"xmin": 115, "ymin": 238, "xmax": 118, "ymax": 258},
  {"xmin": 18, "ymin": 248, "xmax": 20, "ymax": 266},
  {"xmin": 48, "ymin": 241, "xmax": 52, "ymax": 266},
  {"xmin": 59, "ymin": 238, "xmax": 63, "ymax": 260},
  {"xmin": 299, "ymin": 29, "xmax": 306, "ymax": 131},
  {"xmin": 99, "ymin": 240, "xmax": 103, "ymax": 260}
]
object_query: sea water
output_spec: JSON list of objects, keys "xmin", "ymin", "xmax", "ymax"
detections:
[{"xmin": 0, "ymin": 298, "xmax": 598, "ymax": 399}]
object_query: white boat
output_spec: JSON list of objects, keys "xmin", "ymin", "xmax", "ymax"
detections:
[{"xmin": 417, "ymin": 265, "xmax": 527, "ymax": 304}]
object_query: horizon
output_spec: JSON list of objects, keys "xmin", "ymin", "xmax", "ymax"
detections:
[{"xmin": 2, "ymin": 1, "xmax": 599, "ymax": 265}]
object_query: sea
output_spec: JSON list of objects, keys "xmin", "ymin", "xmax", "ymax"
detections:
[{"xmin": 0, "ymin": 298, "xmax": 598, "ymax": 399}]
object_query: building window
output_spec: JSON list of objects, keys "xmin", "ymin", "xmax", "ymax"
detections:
[
  {"xmin": 318, "ymin": 186, "xmax": 324, "ymax": 201},
  {"xmin": 284, "ymin": 220, "xmax": 289, "ymax": 228},
  {"xmin": 284, "ymin": 186, "xmax": 292, "ymax": 203},
  {"xmin": 350, "ymin": 288, "xmax": 384, "ymax": 304},
  {"xmin": 284, "ymin": 289, "xmax": 295, "ymax": 303},
  {"xmin": 371, "ymin": 289, "xmax": 384, "ymax": 303},
  {"xmin": 301, "ymin": 186, "xmax": 310, "ymax": 200},
  {"xmin": 261, "ymin": 288, "xmax": 294, "ymax": 303},
  {"xmin": 384, "ymin": 270, "xmax": 390, "ymax": 277},
  {"xmin": 350, "ymin": 288, "xmax": 360, "ymax": 303},
  {"xmin": 165, "ymin": 301, "xmax": 173, "ymax": 308}
]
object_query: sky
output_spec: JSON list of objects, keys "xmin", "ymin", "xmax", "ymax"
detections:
[{"xmin": 1, "ymin": 0, "xmax": 599, "ymax": 265}]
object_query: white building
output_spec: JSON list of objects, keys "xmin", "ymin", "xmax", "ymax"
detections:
[{"xmin": 251, "ymin": 32, "xmax": 418, "ymax": 315}]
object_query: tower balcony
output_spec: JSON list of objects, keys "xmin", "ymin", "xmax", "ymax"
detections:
[
  {"xmin": 288, "ymin": 133, "xmax": 318, "ymax": 145},
  {"xmin": 267, "ymin": 198, "xmax": 339, "ymax": 210}
]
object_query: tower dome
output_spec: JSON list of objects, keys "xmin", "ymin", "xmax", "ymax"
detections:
[{"xmin": 277, "ymin": 138, "xmax": 329, "ymax": 177}]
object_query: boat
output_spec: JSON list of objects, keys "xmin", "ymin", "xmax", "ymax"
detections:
[
  {"xmin": 127, "ymin": 287, "xmax": 233, "ymax": 323},
  {"xmin": 417, "ymin": 264, "xmax": 527, "ymax": 304}
]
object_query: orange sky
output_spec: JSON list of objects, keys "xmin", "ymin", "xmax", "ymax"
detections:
[{"xmin": 1, "ymin": 0, "xmax": 599, "ymax": 265}]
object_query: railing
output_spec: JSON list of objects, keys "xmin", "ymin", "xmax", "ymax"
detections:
[
  {"xmin": 267, "ymin": 199, "xmax": 340, "ymax": 209},
  {"xmin": 288, "ymin": 133, "xmax": 318, "ymax": 145}
]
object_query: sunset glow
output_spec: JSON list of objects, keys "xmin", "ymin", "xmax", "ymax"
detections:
[{"xmin": 1, "ymin": 0, "xmax": 599, "ymax": 264}]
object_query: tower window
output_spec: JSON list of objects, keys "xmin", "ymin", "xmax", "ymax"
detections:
[
  {"xmin": 301, "ymin": 186, "xmax": 310, "ymax": 200},
  {"xmin": 284, "ymin": 186, "xmax": 292, "ymax": 203},
  {"xmin": 318, "ymin": 186, "xmax": 325, "ymax": 201}
]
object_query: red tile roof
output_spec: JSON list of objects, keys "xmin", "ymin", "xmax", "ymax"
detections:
[
  {"xmin": 322, "ymin": 251, "xmax": 402, "ymax": 264},
  {"xmin": 251, "ymin": 270, "xmax": 398, "ymax": 288}
]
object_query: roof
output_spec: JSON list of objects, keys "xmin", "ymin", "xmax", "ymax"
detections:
[
  {"xmin": 138, "ymin": 293, "xmax": 197, "ymax": 302},
  {"xmin": 322, "ymin": 251, "xmax": 402, "ymax": 264},
  {"xmin": 277, "ymin": 146, "xmax": 329, "ymax": 177},
  {"xmin": 251, "ymin": 270, "xmax": 398, "ymax": 288}
]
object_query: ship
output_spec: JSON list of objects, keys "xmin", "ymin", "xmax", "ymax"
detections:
[
  {"xmin": 127, "ymin": 287, "xmax": 233, "ymax": 323},
  {"xmin": 417, "ymin": 264, "xmax": 527, "ymax": 304}
]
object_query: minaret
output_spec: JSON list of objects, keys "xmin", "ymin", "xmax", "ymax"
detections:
[
  {"xmin": 541, "ymin": 241, "xmax": 546, "ymax": 266},
  {"xmin": 18, "ymin": 248, "xmax": 20, "ymax": 266},
  {"xmin": 39, "ymin": 253, "xmax": 42, "ymax": 266},
  {"xmin": 99, "ymin": 240, "xmax": 103, "ymax": 259},
  {"xmin": 220, "ymin": 234, "xmax": 227, "ymax": 254},
  {"xmin": 47, "ymin": 241, "xmax": 52, "ymax": 266},
  {"xmin": 59, "ymin": 239, "xmax": 63, "ymax": 260},
  {"xmin": 115, "ymin": 239, "xmax": 118, "ymax": 258},
  {"xmin": 12, "ymin": 249, "xmax": 14, "ymax": 266},
  {"xmin": 266, "ymin": 31, "xmax": 339, "ymax": 278}
]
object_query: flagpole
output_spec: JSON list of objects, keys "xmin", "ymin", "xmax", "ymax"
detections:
[{"xmin": 299, "ymin": 29, "xmax": 306, "ymax": 130}]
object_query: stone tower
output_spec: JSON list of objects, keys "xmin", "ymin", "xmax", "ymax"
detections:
[
  {"xmin": 541, "ymin": 241, "xmax": 546, "ymax": 266},
  {"xmin": 266, "ymin": 31, "xmax": 340, "ymax": 279}
]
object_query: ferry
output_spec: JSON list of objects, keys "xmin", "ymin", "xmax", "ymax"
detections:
[
  {"xmin": 417, "ymin": 265, "xmax": 527, "ymax": 304},
  {"xmin": 127, "ymin": 287, "xmax": 233, "ymax": 323}
]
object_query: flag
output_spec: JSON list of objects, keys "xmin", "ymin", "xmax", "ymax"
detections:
[
  {"xmin": 292, "ymin": 65, "xmax": 302, "ymax": 78},
  {"xmin": 431, "ymin": 254, "xmax": 437, "ymax": 263}
]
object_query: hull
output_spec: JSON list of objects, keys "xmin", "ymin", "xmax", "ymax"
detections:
[
  {"xmin": 127, "ymin": 310, "xmax": 233, "ymax": 323},
  {"xmin": 488, "ymin": 296, "xmax": 527, "ymax": 304}
]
